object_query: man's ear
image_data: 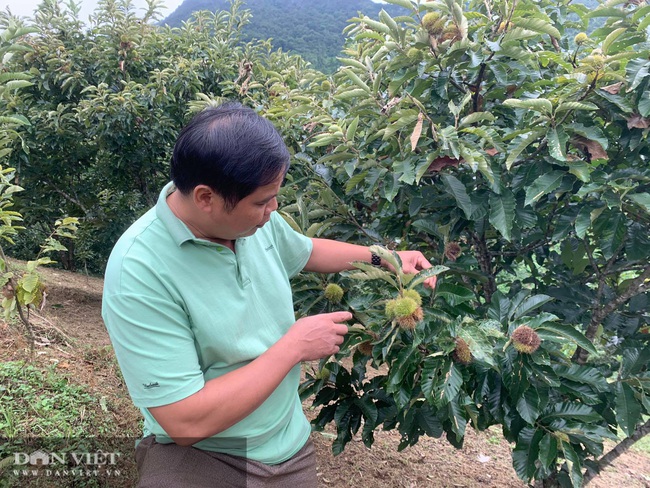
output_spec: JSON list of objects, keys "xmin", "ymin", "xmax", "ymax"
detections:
[{"xmin": 192, "ymin": 185, "xmax": 216, "ymax": 212}]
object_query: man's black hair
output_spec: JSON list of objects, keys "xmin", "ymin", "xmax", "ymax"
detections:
[{"xmin": 170, "ymin": 102, "xmax": 290, "ymax": 210}]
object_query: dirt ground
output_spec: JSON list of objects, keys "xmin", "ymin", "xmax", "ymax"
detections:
[{"xmin": 2, "ymin": 264, "xmax": 649, "ymax": 487}]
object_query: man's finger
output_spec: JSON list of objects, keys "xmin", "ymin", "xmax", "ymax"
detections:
[{"xmin": 326, "ymin": 311, "xmax": 353, "ymax": 322}]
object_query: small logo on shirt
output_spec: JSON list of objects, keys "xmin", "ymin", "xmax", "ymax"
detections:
[
  {"xmin": 143, "ymin": 382, "xmax": 160, "ymax": 389},
  {"xmin": 265, "ymin": 244, "xmax": 275, "ymax": 251}
]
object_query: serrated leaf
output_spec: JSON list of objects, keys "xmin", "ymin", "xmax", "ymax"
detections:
[
  {"xmin": 512, "ymin": 427, "xmax": 543, "ymax": 482},
  {"xmin": 512, "ymin": 294, "xmax": 553, "ymax": 320},
  {"xmin": 555, "ymin": 101, "xmax": 598, "ymax": 112},
  {"xmin": 503, "ymin": 98, "xmax": 553, "ymax": 114},
  {"xmin": 441, "ymin": 174, "xmax": 473, "ymax": 219},
  {"xmin": 524, "ymin": 171, "xmax": 564, "ymax": 206},
  {"xmin": 561, "ymin": 442, "xmax": 583, "ymax": 488},
  {"xmin": 541, "ymin": 402, "xmax": 601, "ymax": 422},
  {"xmin": 627, "ymin": 193, "xmax": 650, "ymax": 213},
  {"xmin": 602, "ymin": 27, "xmax": 627, "ymax": 55},
  {"xmin": 505, "ymin": 129, "xmax": 545, "ymax": 169},
  {"xmin": 435, "ymin": 361, "xmax": 463, "ymax": 406},
  {"xmin": 489, "ymin": 190, "xmax": 516, "ymax": 242},
  {"xmin": 536, "ymin": 323, "xmax": 597, "ymax": 355},
  {"xmin": 361, "ymin": 17, "xmax": 391, "ymax": 35},
  {"xmin": 435, "ymin": 283, "xmax": 475, "ymax": 306},
  {"xmin": 516, "ymin": 386, "xmax": 541, "ymax": 424},
  {"xmin": 616, "ymin": 382, "xmax": 642, "ymax": 438},
  {"xmin": 348, "ymin": 262, "xmax": 399, "ymax": 288},
  {"xmin": 383, "ymin": 0, "xmax": 413, "ymax": 9},
  {"xmin": 342, "ymin": 69, "xmax": 371, "ymax": 93},
  {"xmin": 409, "ymin": 265, "xmax": 448, "ymax": 289},
  {"xmin": 538, "ymin": 433, "xmax": 558, "ymax": 470},
  {"xmin": 514, "ymin": 17, "xmax": 561, "ymax": 39},
  {"xmin": 547, "ymin": 127, "xmax": 567, "ymax": 161},
  {"xmin": 335, "ymin": 88, "xmax": 371, "ymax": 101},
  {"xmin": 459, "ymin": 111, "xmax": 495, "ymax": 127},
  {"xmin": 346, "ymin": 116, "xmax": 360, "ymax": 141}
]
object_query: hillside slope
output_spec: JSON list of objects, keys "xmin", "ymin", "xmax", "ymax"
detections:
[{"xmin": 162, "ymin": 0, "xmax": 402, "ymax": 72}]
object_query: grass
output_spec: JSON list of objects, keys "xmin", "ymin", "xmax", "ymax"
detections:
[{"xmin": 0, "ymin": 360, "xmax": 139, "ymax": 487}]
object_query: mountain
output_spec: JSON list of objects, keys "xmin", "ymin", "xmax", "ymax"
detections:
[{"xmin": 161, "ymin": 0, "xmax": 404, "ymax": 73}]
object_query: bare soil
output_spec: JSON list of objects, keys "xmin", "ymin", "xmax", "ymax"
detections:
[{"xmin": 1, "ymin": 265, "xmax": 649, "ymax": 487}]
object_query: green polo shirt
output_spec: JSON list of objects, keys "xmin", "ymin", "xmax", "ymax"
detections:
[{"xmin": 102, "ymin": 182, "xmax": 313, "ymax": 464}]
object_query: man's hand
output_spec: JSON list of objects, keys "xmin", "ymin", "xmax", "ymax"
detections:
[
  {"xmin": 284, "ymin": 311, "xmax": 351, "ymax": 362},
  {"xmin": 395, "ymin": 250, "xmax": 438, "ymax": 289}
]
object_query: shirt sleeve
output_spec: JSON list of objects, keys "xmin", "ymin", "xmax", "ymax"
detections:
[
  {"xmin": 102, "ymin": 277, "xmax": 205, "ymax": 409},
  {"xmin": 270, "ymin": 212, "xmax": 313, "ymax": 278}
]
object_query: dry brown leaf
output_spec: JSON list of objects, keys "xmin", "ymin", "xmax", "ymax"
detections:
[
  {"xmin": 485, "ymin": 148, "xmax": 499, "ymax": 156},
  {"xmin": 601, "ymin": 82, "xmax": 623, "ymax": 95},
  {"xmin": 627, "ymin": 114, "xmax": 650, "ymax": 129},
  {"xmin": 428, "ymin": 156, "xmax": 463, "ymax": 172},
  {"xmin": 410, "ymin": 113, "xmax": 424, "ymax": 151},
  {"xmin": 571, "ymin": 136, "xmax": 608, "ymax": 160}
]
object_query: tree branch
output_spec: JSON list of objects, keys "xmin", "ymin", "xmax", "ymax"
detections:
[{"xmin": 583, "ymin": 417, "xmax": 650, "ymax": 485}]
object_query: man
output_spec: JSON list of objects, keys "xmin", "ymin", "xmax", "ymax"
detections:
[{"xmin": 102, "ymin": 102, "xmax": 436, "ymax": 487}]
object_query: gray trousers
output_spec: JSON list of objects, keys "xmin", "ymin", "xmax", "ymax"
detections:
[{"xmin": 135, "ymin": 435, "xmax": 318, "ymax": 488}]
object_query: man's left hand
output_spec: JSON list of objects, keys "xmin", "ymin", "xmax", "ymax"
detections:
[{"xmin": 395, "ymin": 251, "xmax": 437, "ymax": 289}]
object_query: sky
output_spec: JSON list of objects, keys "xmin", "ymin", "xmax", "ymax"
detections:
[
  {"xmin": 3, "ymin": 0, "xmax": 386, "ymax": 22},
  {"xmin": 2, "ymin": 0, "xmax": 186, "ymax": 21}
]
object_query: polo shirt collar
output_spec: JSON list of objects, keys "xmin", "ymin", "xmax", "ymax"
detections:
[{"xmin": 155, "ymin": 182, "xmax": 203, "ymax": 247}]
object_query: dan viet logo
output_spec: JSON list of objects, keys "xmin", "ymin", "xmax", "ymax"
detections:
[{"xmin": 6, "ymin": 449, "xmax": 123, "ymax": 478}]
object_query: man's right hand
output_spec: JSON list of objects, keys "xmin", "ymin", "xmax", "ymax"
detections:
[{"xmin": 284, "ymin": 311, "xmax": 351, "ymax": 362}]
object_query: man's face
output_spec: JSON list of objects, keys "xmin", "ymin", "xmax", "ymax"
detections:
[{"xmin": 210, "ymin": 172, "xmax": 283, "ymax": 240}]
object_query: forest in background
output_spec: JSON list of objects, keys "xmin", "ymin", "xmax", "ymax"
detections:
[{"xmin": 162, "ymin": 0, "xmax": 403, "ymax": 72}]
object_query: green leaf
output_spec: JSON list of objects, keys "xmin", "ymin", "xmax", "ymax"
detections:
[
  {"xmin": 513, "ymin": 17, "xmax": 561, "ymax": 39},
  {"xmin": 341, "ymin": 69, "xmax": 371, "ymax": 93},
  {"xmin": 555, "ymin": 101, "xmax": 598, "ymax": 113},
  {"xmin": 489, "ymin": 190, "xmax": 516, "ymax": 242},
  {"xmin": 505, "ymin": 129, "xmax": 545, "ymax": 169},
  {"xmin": 335, "ymin": 88, "xmax": 372, "ymax": 101},
  {"xmin": 616, "ymin": 382, "xmax": 642, "ymax": 438},
  {"xmin": 620, "ymin": 346, "xmax": 650, "ymax": 377},
  {"xmin": 554, "ymin": 365, "xmax": 608, "ymax": 391},
  {"xmin": 627, "ymin": 193, "xmax": 650, "ymax": 213},
  {"xmin": 19, "ymin": 273, "xmax": 39, "ymax": 293},
  {"xmin": 347, "ymin": 263, "xmax": 399, "ymax": 288},
  {"xmin": 435, "ymin": 283, "xmax": 475, "ymax": 306},
  {"xmin": 458, "ymin": 111, "xmax": 495, "ymax": 127},
  {"xmin": 361, "ymin": 17, "xmax": 391, "ymax": 35},
  {"xmin": 512, "ymin": 295, "xmax": 553, "ymax": 320},
  {"xmin": 561, "ymin": 442, "xmax": 583, "ymax": 488},
  {"xmin": 441, "ymin": 174, "xmax": 473, "ymax": 219},
  {"xmin": 602, "ymin": 27, "xmax": 627, "ymax": 55},
  {"xmin": 524, "ymin": 171, "xmax": 564, "ymax": 206},
  {"xmin": 516, "ymin": 385, "xmax": 541, "ymax": 424},
  {"xmin": 627, "ymin": 58, "xmax": 650, "ymax": 91},
  {"xmin": 503, "ymin": 98, "xmax": 553, "ymax": 115},
  {"xmin": 382, "ymin": 0, "xmax": 413, "ymax": 10},
  {"xmin": 538, "ymin": 433, "xmax": 558, "ymax": 470},
  {"xmin": 536, "ymin": 322, "xmax": 597, "ymax": 355},
  {"xmin": 408, "ymin": 265, "xmax": 449, "ymax": 289},
  {"xmin": 435, "ymin": 361, "xmax": 463, "ymax": 406},
  {"xmin": 546, "ymin": 127, "xmax": 566, "ymax": 161},
  {"xmin": 541, "ymin": 402, "xmax": 601, "ymax": 422},
  {"xmin": 512, "ymin": 427, "xmax": 543, "ymax": 482}
]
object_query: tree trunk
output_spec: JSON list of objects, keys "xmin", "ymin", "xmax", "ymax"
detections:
[{"xmin": 583, "ymin": 417, "xmax": 650, "ymax": 485}]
